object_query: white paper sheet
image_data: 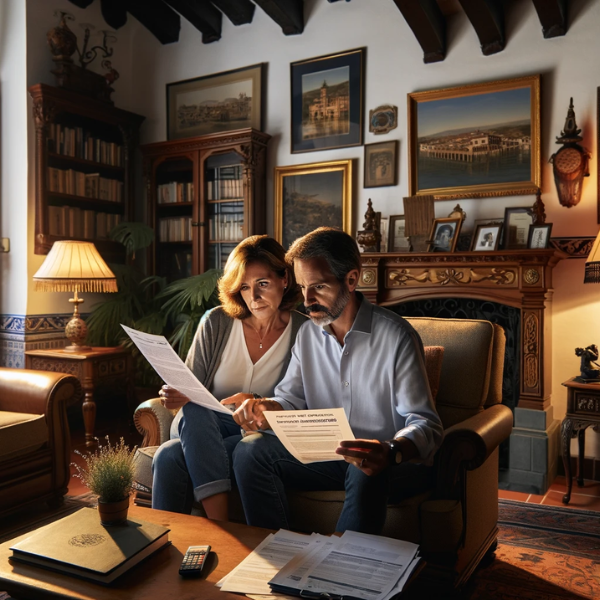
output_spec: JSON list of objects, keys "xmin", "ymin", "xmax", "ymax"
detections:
[
  {"xmin": 219, "ymin": 530, "xmax": 313, "ymax": 594},
  {"xmin": 262, "ymin": 408, "xmax": 355, "ymax": 464},
  {"xmin": 121, "ymin": 324, "xmax": 231, "ymax": 414}
]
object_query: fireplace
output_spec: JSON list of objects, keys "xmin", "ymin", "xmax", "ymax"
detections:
[{"xmin": 358, "ymin": 248, "xmax": 567, "ymax": 493}]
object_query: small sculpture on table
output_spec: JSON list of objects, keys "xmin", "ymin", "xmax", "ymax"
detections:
[
  {"xmin": 356, "ymin": 199, "xmax": 381, "ymax": 252},
  {"xmin": 575, "ymin": 344, "xmax": 600, "ymax": 382}
]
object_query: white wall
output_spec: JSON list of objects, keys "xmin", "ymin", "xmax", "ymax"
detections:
[
  {"xmin": 0, "ymin": 0, "xmax": 29, "ymax": 316},
  {"xmin": 129, "ymin": 0, "xmax": 600, "ymax": 456}
]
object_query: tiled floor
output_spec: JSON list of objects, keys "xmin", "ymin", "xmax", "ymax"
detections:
[{"xmin": 499, "ymin": 477, "xmax": 600, "ymax": 511}]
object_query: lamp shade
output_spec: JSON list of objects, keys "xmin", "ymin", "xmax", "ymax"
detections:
[
  {"xmin": 584, "ymin": 231, "xmax": 600, "ymax": 284},
  {"xmin": 33, "ymin": 241, "xmax": 118, "ymax": 293}
]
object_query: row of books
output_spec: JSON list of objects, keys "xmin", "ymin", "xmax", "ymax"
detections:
[
  {"xmin": 48, "ymin": 167, "xmax": 124, "ymax": 203},
  {"xmin": 206, "ymin": 164, "xmax": 244, "ymax": 200},
  {"xmin": 48, "ymin": 206, "xmax": 122, "ymax": 240},
  {"xmin": 158, "ymin": 216, "xmax": 192, "ymax": 242},
  {"xmin": 209, "ymin": 244, "xmax": 236, "ymax": 270},
  {"xmin": 208, "ymin": 213, "xmax": 244, "ymax": 242},
  {"xmin": 157, "ymin": 181, "xmax": 194, "ymax": 204},
  {"xmin": 47, "ymin": 123, "xmax": 124, "ymax": 167}
]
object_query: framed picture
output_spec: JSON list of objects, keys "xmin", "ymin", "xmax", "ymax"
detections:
[
  {"xmin": 503, "ymin": 207, "xmax": 534, "ymax": 249},
  {"xmin": 364, "ymin": 141, "xmax": 398, "ymax": 188},
  {"xmin": 388, "ymin": 215, "xmax": 411, "ymax": 252},
  {"xmin": 166, "ymin": 63, "xmax": 263, "ymax": 140},
  {"xmin": 471, "ymin": 223, "xmax": 502, "ymax": 251},
  {"xmin": 369, "ymin": 104, "xmax": 398, "ymax": 135},
  {"xmin": 427, "ymin": 217, "xmax": 462, "ymax": 253},
  {"xmin": 290, "ymin": 48, "xmax": 365, "ymax": 153},
  {"xmin": 528, "ymin": 223, "xmax": 553, "ymax": 249},
  {"xmin": 274, "ymin": 160, "xmax": 353, "ymax": 249},
  {"xmin": 408, "ymin": 75, "xmax": 541, "ymax": 199}
]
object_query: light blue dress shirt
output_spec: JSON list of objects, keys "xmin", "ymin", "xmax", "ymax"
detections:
[{"xmin": 272, "ymin": 294, "xmax": 444, "ymax": 464}]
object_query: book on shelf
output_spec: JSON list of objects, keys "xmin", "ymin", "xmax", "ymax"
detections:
[
  {"xmin": 48, "ymin": 207, "xmax": 119, "ymax": 240},
  {"xmin": 206, "ymin": 164, "xmax": 243, "ymax": 200},
  {"xmin": 209, "ymin": 201, "xmax": 244, "ymax": 242},
  {"xmin": 47, "ymin": 167, "xmax": 123, "ymax": 202},
  {"xmin": 158, "ymin": 216, "xmax": 192, "ymax": 242},
  {"xmin": 9, "ymin": 507, "xmax": 170, "ymax": 585},
  {"xmin": 157, "ymin": 181, "xmax": 194, "ymax": 204}
]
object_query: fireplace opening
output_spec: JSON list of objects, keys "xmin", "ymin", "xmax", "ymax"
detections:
[{"xmin": 388, "ymin": 298, "xmax": 520, "ymax": 470}]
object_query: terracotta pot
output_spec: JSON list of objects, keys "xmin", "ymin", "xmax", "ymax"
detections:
[{"xmin": 98, "ymin": 496, "xmax": 130, "ymax": 526}]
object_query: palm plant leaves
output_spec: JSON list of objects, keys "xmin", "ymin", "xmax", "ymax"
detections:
[{"xmin": 109, "ymin": 222, "xmax": 154, "ymax": 259}]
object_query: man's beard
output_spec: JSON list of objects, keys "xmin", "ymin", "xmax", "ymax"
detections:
[{"xmin": 305, "ymin": 284, "xmax": 350, "ymax": 326}]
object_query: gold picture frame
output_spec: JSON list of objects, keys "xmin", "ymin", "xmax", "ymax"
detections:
[
  {"xmin": 408, "ymin": 75, "xmax": 541, "ymax": 200},
  {"xmin": 274, "ymin": 160, "xmax": 353, "ymax": 249}
]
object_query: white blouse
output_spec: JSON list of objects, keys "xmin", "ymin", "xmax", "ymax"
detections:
[{"xmin": 211, "ymin": 317, "xmax": 293, "ymax": 401}]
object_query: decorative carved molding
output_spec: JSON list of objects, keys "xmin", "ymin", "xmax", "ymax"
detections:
[
  {"xmin": 523, "ymin": 268, "xmax": 540, "ymax": 285},
  {"xmin": 576, "ymin": 395, "xmax": 600, "ymax": 413},
  {"xmin": 29, "ymin": 357, "xmax": 81, "ymax": 376},
  {"xmin": 361, "ymin": 269, "xmax": 377, "ymax": 286},
  {"xmin": 523, "ymin": 312, "xmax": 539, "ymax": 389},
  {"xmin": 385, "ymin": 249, "xmax": 562, "ymax": 265},
  {"xmin": 31, "ymin": 98, "xmax": 56, "ymax": 132},
  {"xmin": 387, "ymin": 267, "xmax": 516, "ymax": 287},
  {"xmin": 550, "ymin": 237, "xmax": 595, "ymax": 258}
]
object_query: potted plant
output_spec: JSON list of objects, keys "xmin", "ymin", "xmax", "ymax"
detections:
[{"xmin": 72, "ymin": 437, "xmax": 138, "ymax": 525}]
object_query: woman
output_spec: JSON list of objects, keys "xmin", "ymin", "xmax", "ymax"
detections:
[{"xmin": 152, "ymin": 235, "xmax": 305, "ymax": 521}]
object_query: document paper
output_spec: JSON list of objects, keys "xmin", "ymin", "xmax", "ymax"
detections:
[
  {"xmin": 121, "ymin": 325, "xmax": 230, "ymax": 414},
  {"xmin": 263, "ymin": 408, "xmax": 355, "ymax": 464}
]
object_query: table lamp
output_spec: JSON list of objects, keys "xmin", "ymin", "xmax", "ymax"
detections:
[
  {"xmin": 584, "ymin": 231, "xmax": 600, "ymax": 283},
  {"xmin": 33, "ymin": 240, "xmax": 118, "ymax": 352}
]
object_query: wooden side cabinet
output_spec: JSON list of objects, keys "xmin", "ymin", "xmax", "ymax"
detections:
[
  {"xmin": 560, "ymin": 378, "xmax": 600, "ymax": 504},
  {"xmin": 25, "ymin": 347, "xmax": 134, "ymax": 448}
]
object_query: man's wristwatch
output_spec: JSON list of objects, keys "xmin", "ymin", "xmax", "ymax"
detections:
[{"xmin": 386, "ymin": 439, "xmax": 403, "ymax": 465}]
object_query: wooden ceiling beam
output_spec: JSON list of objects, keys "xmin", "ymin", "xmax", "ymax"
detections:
[
  {"xmin": 210, "ymin": 0, "xmax": 255, "ymax": 26},
  {"xmin": 99, "ymin": 0, "xmax": 128, "ymax": 30},
  {"xmin": 124, "ymin": 0, "xmax": 181, "ymax": 44},
  {"xmin": 392, "ymin": 0, "xmax": 446, "ymax": 63},
  {"xmin": 252, "ymin": 0, "xmax": 304, "ymax": 35},
  {"xmin": 531, "ymin": 0, "xmax": 568, "ymax": 38},
  {"xmin": 458, "ymin": 0, "xmax": 504, "ymax": 55},
  {"xmin": 164, "ymin": 0, "xmax": 221, "ymax": 43}
]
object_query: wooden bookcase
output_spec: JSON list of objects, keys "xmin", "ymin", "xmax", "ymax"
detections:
[
  {"xmin": 141, "ymin": 128, "xmax": 270, "ymax": 280},
  {"xmin": 29, "ymin": 83, "xmax": 145, "ymax": 259}
]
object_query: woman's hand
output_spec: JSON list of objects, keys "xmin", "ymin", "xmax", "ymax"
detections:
[
  {"xmin": 158, "ymin": 385, "xmax": 190, "ymax": 410},
  {"xmin": 335, "ymin": 439, "xmax": 390, "ymax": 476},
  {"xmin": 222, "ymin": 394, "xmax": 284, "ymax": 432}
]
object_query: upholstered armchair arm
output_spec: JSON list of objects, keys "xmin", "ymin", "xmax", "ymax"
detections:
[
  {"xmin": 435, "ymin": 404, "xmax": 513, "ymax": 498},
  {"xmin": 0, "ymin": 367, "xmax": 81, "ymax": 415},
  {"xmin": 133, "ymin": 397, "xmax": 178, "ymax": 447}
]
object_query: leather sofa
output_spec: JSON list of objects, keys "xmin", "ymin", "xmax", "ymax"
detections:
[
  {"xmin": 0, "ymin": 367, "xmax": 82, "ymax": 518},
  {"xmin": 133, "ymin": 317, "xmax": 513, "ymax": 590}
]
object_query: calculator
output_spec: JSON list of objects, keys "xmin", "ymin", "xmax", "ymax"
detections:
[{"xmin": 179, "ymin": 545, "xmax": 211, "ymax": 577}]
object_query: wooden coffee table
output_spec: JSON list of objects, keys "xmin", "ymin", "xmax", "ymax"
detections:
[{"xmin": 0, "ymin": 504, "xmax": 273, "ymax": 600}]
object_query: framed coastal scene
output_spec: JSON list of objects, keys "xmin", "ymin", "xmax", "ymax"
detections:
[
  {"xmin": 275, "ymin": 160, "xmax": 353, "ymax": 249},
  {"xmin": 408, "ymin": 75, "xmax": 541, "ymax": 199}
]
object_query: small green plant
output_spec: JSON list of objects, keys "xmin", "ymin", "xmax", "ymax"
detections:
[{"xmin": 72, "ymin": 437, "xmax": 138, "ymax": 503}]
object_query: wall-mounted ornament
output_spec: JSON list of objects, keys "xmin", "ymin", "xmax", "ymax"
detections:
[
  {"xmin": 369, "ymin": 105, "xmax": 398, "ymax": 135},
  {"xmin": 356, "ymin": 199, "xmax": 381, "ymax": 252},
  {"xmin": 549, "ymin": 98, "xmax": 590, "ymax": 208}
]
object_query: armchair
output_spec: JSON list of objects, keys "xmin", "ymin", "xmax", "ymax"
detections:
[
  {"xmin": 0, "ymin": 367, "xmax": 82, "ymax": 518},
  {"xmin": 133, "ymin": 317, "xmax": 512, "ymax": 590}
]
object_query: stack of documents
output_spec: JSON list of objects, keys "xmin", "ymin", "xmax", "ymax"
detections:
[{"xmin": 218, "ymin": 529, "xmax": 421, "ymax": 600}]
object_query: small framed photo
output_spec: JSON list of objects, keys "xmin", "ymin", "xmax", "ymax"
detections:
[
  {"xmin": 364, "ymin": 141, "xmax": 398, "ymax": 188},
  {"xmin": 388, "ymin": 215, "xmax": 411, "ymax": 252},
  {"xmin": 471, "ymin": 223, "xmax": 502, "ymax": 251},
  {"xmin": 503, "ymin": 207, "xmax": 534, "ymax": 249},
  {"xmin": 528, "ymin": 223, "xmax": 553, "ymax": 249},
  {"xmin": 427, "ymin": 217, "xmax": 462, "ymax": 252}
]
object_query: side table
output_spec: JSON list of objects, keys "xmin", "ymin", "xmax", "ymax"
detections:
[
  {"xmin": 25, "ymin": 347, "xmax": 133, "ymax": 448},
  {"xmin": 561, "ymin": 377, "xmax": 600, "ymax": 504}
]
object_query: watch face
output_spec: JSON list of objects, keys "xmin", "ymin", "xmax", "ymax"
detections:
[{"xmin": 554, "ymin": 147, "xmax": 583, "ymax": 174}]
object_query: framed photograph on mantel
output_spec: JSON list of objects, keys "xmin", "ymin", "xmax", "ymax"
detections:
[
  {"xmin": 503, "ymin": 206, "xmax": 534, "ymax": 249},
  {"xmin": 166, "ymin": 63, "xmax": 263, "ymax": 140},
  {"xmin": 388, "ymin": 215, "xmax": 411, "ymax": 252},
  {"xmin": 290, "ymin": 48, "xmax": 365, "ymax": 153},
  {"xmin": 274, "ymin": 160, "xmax": 353, "ymax": 249},
  {"xmin": 408, "ymin": 75, "xmax": 541, "ymax": 199}
]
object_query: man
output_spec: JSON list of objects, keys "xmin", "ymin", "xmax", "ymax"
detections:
[{"xmin": 231, "ymin": 227, "xmax": 443, "ymax": 534}]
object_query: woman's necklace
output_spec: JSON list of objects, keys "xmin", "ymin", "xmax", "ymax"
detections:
[{"xmin": 246, "ymin": 322, "xmax": 267, "ymax": 349}]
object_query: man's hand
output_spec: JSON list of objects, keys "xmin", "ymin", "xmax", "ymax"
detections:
[
  {"xmin": 159, "ymin": 385, "xmax": 191, "ymax": 410},
  {"xmin": 221, "ymin": 394, "xmax": 284, "ymax": 432},
  {"xmin": 335, "ymin": 439, "xmax": 390, "ymax": 476}
]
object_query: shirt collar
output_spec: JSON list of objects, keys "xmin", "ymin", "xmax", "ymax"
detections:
[{"xmin": 321, "ymin": 292, "xmax": 373, "ymax": 337}]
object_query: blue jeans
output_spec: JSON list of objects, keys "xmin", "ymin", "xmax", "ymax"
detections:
[
  {"xmin": 152, "ymin": 403, "xmax": 242, "ymax": 513},
  {"xmin": 233, "ymin": 433, "xmax": 434, "ymax": 534}
]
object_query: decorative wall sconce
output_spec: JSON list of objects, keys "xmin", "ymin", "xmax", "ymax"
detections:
[{"xmin": 549, "ymin": 98, "xmax": 590, "ymax": 208}]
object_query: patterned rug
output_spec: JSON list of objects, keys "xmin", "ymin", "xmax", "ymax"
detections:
[{"xmin": 465, "ymin": 500, "xmax": 600, "ymax": 599}]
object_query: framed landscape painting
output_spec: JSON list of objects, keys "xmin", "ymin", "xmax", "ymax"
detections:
[
  {"xmin": 408, "ymin": 75, "xmax": 541, "ymax": 199},
  {"xmin": 290, "ymin": 48, "xmax": 365, "ymax": 153},
  {"xmin": 274, "ymin": 160, "xmax": 353, "ymax": 248},
  {"xmin": 166, "ymin": 64, "xmax": 263, "ymax": 140}
]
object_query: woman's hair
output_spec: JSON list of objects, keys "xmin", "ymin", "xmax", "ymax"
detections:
[{"xmin": 218, "ymin": 235, "xmax": 301, "ymax": 319}]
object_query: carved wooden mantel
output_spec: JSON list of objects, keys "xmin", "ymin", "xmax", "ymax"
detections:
[{"xmin": 358, "ymin": 249, "xmax": 568, "ymax": 411}]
